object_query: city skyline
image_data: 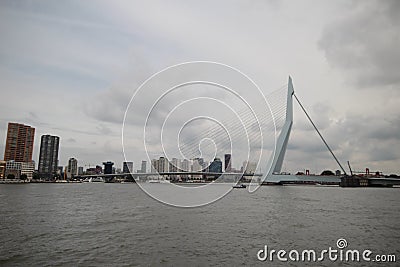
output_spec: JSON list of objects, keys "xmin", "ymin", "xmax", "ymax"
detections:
[
  {"xmin": 0, "ymin": 122, "xmax": 258, "ymax": 173},
  {"xmin": 1, "ymin": 121, "xmax": 257, "ymax": 178},
  {"xmin": 0, "ymin": 1, "xmax": 399, "ymax": 174}
]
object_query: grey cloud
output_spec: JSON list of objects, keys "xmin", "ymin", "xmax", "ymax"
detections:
[
  {"xmin": 331, "ymin": 113, "xmax": 400, "ymax": 141},
  {"xmin": 294, "ymin": 101, "xmax": 334, "ymax": 132},
  {"xmin": 326, "ymin": 113, "xmax": 400, "ymax": 165},
  {"xmin": 83, "ymin": 87, "xmax": 130, "ymax": 124},
  {"xmin": 29, "ymin": 111, "xmax": 38, "ymax": 119},
  {"xmin": 287, "ymin": 128, "xmax": 338, "ymax": 153},
  {"xmin": 319, "ymin": 0, "xmax": 400, "ymax": 88},
  {"xmin": 83, "ymin": 55, "xmax": 158, "ymax": 125},
  {"xmin": 284, "ymin": 109, "xmax": 400, "ymax": 173},
  {"xmin": 368, "ymin": 146, "xmax": 398, "ymax": 162},
  {"xmin": 96, "ymin": 124, "xmax": 113, "ymax": 135}
]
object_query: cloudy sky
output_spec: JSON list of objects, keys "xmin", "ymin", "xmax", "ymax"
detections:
[{"xmin": 0, "ymin": 0, "xmax": 399, "ymax": 174}]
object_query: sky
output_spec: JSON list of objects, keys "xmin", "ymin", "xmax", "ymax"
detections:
[{"xmin": 0, "ymin": 0, "xmax": 399, "ymax": 174}]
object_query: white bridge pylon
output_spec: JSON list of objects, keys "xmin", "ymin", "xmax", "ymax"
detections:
[
  {"xmin": 263, "ymin": 77, "xmax": 348, "ymax": 185},
  {"xmin": 266, "ymin": 76, "xmax": 294, "ymax": 178}
]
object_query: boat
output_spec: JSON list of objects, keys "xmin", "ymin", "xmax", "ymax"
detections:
[
  {"xmin": 233, "ymin": 183, "xmax": 246, "ymax": 189},
  {"xmin": 82, "ymin": 177, "xmax": 104, "ymax": 183},
  {"xmin": 90, "ymin": 177, "xmax": 104, "ymax": 182},
  {"xmin": 315, "ymin": 182, "xmax": 339, "ymax": 187},
  {"xmin": 147, "ymin": 178, "xmax": 170, "ymax": 184}
]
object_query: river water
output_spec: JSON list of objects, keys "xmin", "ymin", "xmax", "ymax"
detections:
[{"xmin": 0, "ymin": 184, "xmax": 399, "ymax": 266}]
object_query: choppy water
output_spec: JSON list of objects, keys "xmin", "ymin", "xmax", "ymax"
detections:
[{"xmin": 0, "ymin": 184, "xmax": 399, "ymax": 266}]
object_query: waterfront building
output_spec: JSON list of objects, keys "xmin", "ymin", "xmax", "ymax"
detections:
[
  {"xmin": 158, "ymin": 157, "xmax": 169, "ymax": 172},
  {"xmin": 21, "ymin": 162, "xmax": 35, "ymax": 180},
  {"xmin": 4, "ymin": 160, "xmax": 21, "ymax": 179},
  {"xmin": 0, "ymin": 160, "xmax": 5, "ymax": 179},
  {"xmin": 191, "ymin": 158, "xmax": 203, "ymax": 179},
  {"xmin": 4, "ymin": 160, "xmax": 34, "ymax": 180},
  {"xmin": 224, "ymin": 154, "xmax": 232, "ymax": 172},
  {"xmin": 209, "ymin": 158, "xmax": 222, "ymax": 179},
  {"xmin": 169, "ymin": 158, "xmax": 179, "ymax": 180},
  {"xmin": 181, "ymin": 159, "xmax": 190, "ymax": 180},
  {"xmin": 209, "ymin": 158, "xmax": 223, "ymax": 173},
  {"xmin": 64, "ymin": 166, "xmax": 68, "ymax": 179},
  {"xmin": 67, "ymin": 158, "xmax": 78, "ymax": 179},
  {"xmin": 181, "ymin": 159, "xmax": 189, "ymax": 172},
  {"xmin": 122, "ymin": 161, "xmax": 134, "ymax": 173},
  {"xmin": 95, "ymin": 165, "xmax": 102, "ymax": 174},
  {"xmin": 103, "ymin": 161, "xmax": 114, "ymax": 175},
  {"xmin": 169, "ymin": 158, "xmax": 179, "ymax": 172},
  {"xmin": 141, "ymin": 160, "xmax": 147, "ymax": 173},
  {"xmin": 78, "ymin": 166, "xmax": 84, "ymax": 175},
  {"xmin": 151, "ymin": 159, "xmax": 158, "ymax": 173},
  {"xmin": 85, "ymin": 167, "xmax": 96, "ymax": 175},
  {"xmin": 197, "ymin": 158, "xmax": 207, "ymax": 172},
  {"xmin": 4, "ymin": 122, "xmax": 35, "ymax": 162},
  {"xmin": 38, "ymin": 134, "xmax": 60, "ymax": 179},
  {"xmin": 3, "ymin": 123, "xmax": 35, "ymax": 180},
  {"xmin": 57, "ymin": 166, "xmax": 64, "ymax": 178}
]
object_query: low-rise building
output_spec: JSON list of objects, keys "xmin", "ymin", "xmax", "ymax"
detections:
[
  {"xmin": 4, "ymin": 160, "xmax": 35, "ymax": 180},
  {"xmin": 0, "ymin": 160, "xmax": 6, "ymax": 179}
]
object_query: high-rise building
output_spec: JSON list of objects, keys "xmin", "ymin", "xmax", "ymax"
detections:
[
  {"xmin": 180, "ymin": 159, "xmax": 188, "ymax": 171},
  {"xmin": 170, "ymin": 158, "xmax": 179, "ymax": 172},
  {"xmin": 224, "ymin": 154, "xmax": 232, "ymax": 172},
  {"xmin": 38, "ymin": 134, "xmax": 60, "ymax": 179},
  {"xmin": 169, "ymin": 158, "xmax": 179, "ymax": 180},
  {"xmin": 67, "ymin": 158, "xmax": 78, "ymax": 179},
  {"xmin": 122, "ymin": 161, "xmax": 133, "ymax": 173},
  {"xmin": 78, "ymin": 166, "xmax": 84, "ymax": 175},
  {"xmin": 4, "ymin": 122, "xmax": 35, "ymax": 162},
  {"xmin": 57, "ymin": 166, "xmax": 64, "ymax": 178},
  {"xmin": 191, "ymin": 158, "xmax": 202, "ymax": 179},
  {"xmin": 181, "ymin": 159, "xmax": 190, "ymax": 180},
  {"xmin": 151, "ymin": 159, "xmax": 158, "ymax": 172},
  {"xmin": 103, "ymin": 161, "xmax": 114, "ymax": 174},
  {"xmin": 197, "ymin": 158, "xmax": 207, "ymax": 171},
  {"xmin": 158, "ymin": 157, "xmax": 169, "ymax": 172},
  {"xmin": 141, "ymin": 160, "xmax": 147, "ymax": 173}
]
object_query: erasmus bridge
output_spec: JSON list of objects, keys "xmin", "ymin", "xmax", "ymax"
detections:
[
  {"xmin": 76, "ymin": 77, "xmax": 334, "ymax": 183},
  {"xmin": 76, "ymin": 77, "xmax": 400, "ymax": 187}
]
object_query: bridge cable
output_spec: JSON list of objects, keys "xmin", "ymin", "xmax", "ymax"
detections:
[{"xmin": 293, "ymin": 93, "xmax": 347, "ymax": 175}]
